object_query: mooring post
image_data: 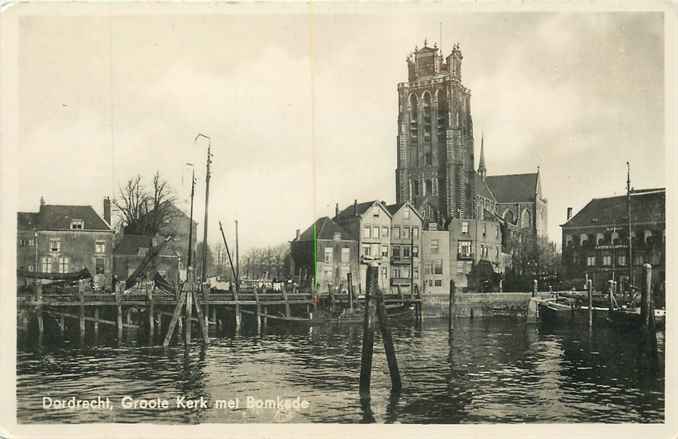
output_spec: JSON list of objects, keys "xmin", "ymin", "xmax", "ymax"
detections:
[
  {"xmin": 191, "ymin": 289, "xmax": 209, "ymax": 343},
  {"xmin": 532, "ymin": 279, "xmax": 537, "ymax": 298},
  {"xmin": 94, "ymin": 307, "xmax": 100, "ymax": 342},
  {"xmin": 233, "ymin": 285, "xmax": 241, "ymax": 333},
  {"xmin": 185, "ymin": 279, "xmax": 193, "ymax": 345},
  {"xmin": 254, "ymin": 285, "xmax": 261, "ymax": 334},
  {"xmin": 499, "ymin": 279, "xmax": 503, "ymax": 293},
  {"xmin": 448, "ymin": 280, "xmax": 456, "ymax": 336},
  {"xmin": 587, "ymin": 279, "xmax": 593, "ymax": 328},
  {"xmin": 78, "ymin": 280, "xmax": 86, "ymax": 342},
  {"xmin": 608, "ymin": 279, "xmax": 614, "ymax": 313},
  {"xmin": 263, "ymin": 306, "xmax": 268, "ymax": 329},
  {"xmin": 359, "ymin": 262, "xmax": 378, "ymax": 397},
  {"xmin": 35, "ymin": 283, "xmax": 44, "ymax": 346},
  {"xmin": 115, "ymin": 282, "xmax": 123, "ymax": 343},
  {"xmin": 347, "ymin": 272, "xmax": 354, "ymax": 312},
  {"xmin": 210, "ymin": 306, "xmax": 217, "ymax": 330},
  {"xmin": 641, "ymin": 263, "xmax": 658, "ymax": 355},
  {"xmin": 282, "ymin": 284, "xmax": 291, "ymax": 317},
  {"xmin": 147, "ymin": 286, "xmax": 154, "ymax": 344},
  {"xmin": 375, "ymin": 285, "xmax": 402, "ymax": 393}
]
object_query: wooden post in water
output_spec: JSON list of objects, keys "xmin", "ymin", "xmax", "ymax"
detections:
[
  {"xmin": 641, "ymin": 263, "xmax": 657, "ymax": 355},
  {"xmin": 282, "ymin": 284, "xmax": 291, "ymax": 317},
  {"xmin": 359, "ymin": 263, "xmax": 378, "ymax": 397},
  {"xmin": 116, "ymin": 282, "xmax": 123, "ymax": 343},
  {"xmin": 147, "ymin": 286, "xmax": 154, "ymax": 344},
  {"xmin": 94, "ymin": 307, "xmax": 100, "ymax": 342},
  {"xmin": 375, "ymin": 285, "xmax": 402, "ymax": 393},
  {"xmin": 448, "ymin": 280, "xmax": 456, "ymax": 336},
  {"xmin": 191, "ymin": 289, "xmax": 209, "ymax": 343},
  {"xmin": 163, "ymin": 288, "xmax": 188, "ymax": 348},
  {"xmin": 78, "ymin": 280, "xmax": 86, "ymax": 342},
  {"xmin": 210, "ymin": 306, "xmax": 217, "ymax": 331},
  {"xmin": 185, "ymin": 271, "xmax": 194, "ymax": 345},
  {"xmin": 608, "ymin": 280, "xmax": 614, "ymax": 313},
  {"xmin": 35, "ymin": 284, "xmax": 43, "ymax": 346},
  {"xmin": 532, "ymin": 279, "xmax": 537, "ymax": 298},
  {"xmin": 263, "ymin": 306, "xmax": 268, "ymax": 329},
  {"xmin": 234, "ymin": 288, "xmax": 241, "ymax": 333},
  {"xmin": 347, "ymin": 273, "xmax": 354, "ymax": 312},
  {"xmin": 254, "ymin": 286, "xmax": 261, "ymax": 334},
  {"xmin": 587, "ymin": 279, "xmax": 593, "ymax": 328}
]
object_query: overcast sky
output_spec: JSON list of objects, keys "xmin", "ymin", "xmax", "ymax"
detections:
[{"xmin": 18, "ymin": 11, "xmax": 664, "ymax": 251}]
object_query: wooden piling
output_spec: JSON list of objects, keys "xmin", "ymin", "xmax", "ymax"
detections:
[
  {"xmin": 374, "ymin": 286, "xmax": 402, "ymax": 393},
  {"xmin": 147, "ymin": 286, "xmax": 154, "ymax": 343},
  {"xmin": 532, "ymin": 279, "xmax": 537, "ymax": 298},
  {"xmin": 116, "ymin": 283, "xmax": 123, "ymax": 343},
  {"xmin": 185, "ymin": 282, "xmax": 193, "ymax": 345},
  {"xmin": 347, "ymin": 273, "xmax": 354, "ymax": 312},
  {"xmin": 587, "ymin": 279, "xmax": 593, "ymax": 328},
  {"xmin": 282, "ymin": 285, "xmax": 291, "ymax": 317},
  {"xmin": 448, "ymin": 280, "xmax": 456, "ymax": 336},
  {"xmin": 210, "ymin": 306, "xmax": 217, "ymax": 330},
  {"xmin": 191, "ymin": 289, "xmax": 209, "ymax": 343},
  {"xmin": 35, "ymin": 284, "xmax": 43, "ymax": 346},
  {"xmin": 162, "ymin": 288, "xmax": 187, "ymax": 348},
  {"xmin": 94, "ymin": 307, "xmax": 100, "ymax": 341},
  {"xmin": 641, "ymin": 263, "xmax": 658, "ymax": 355},
  {"xmin": 233, "ymin": 288, "xmax": 241, "ymax": 333},
  {"xmin": 263, "ymin": 306, "xmax": 268, "ymax": 329},
  {"xmin": 359, "ymin": 263, "xmax": 378, "ymax": 397},
  {"xmin": 78, "ymin": 281, "xmax": 86, "ymax": 342},
  {"xmin": 608, "ymin": 280, "xmax": 614, "ymax": 313},
  {"xmin": 253, "ymin": 286, "xmax": 261, "ymax": 333}
]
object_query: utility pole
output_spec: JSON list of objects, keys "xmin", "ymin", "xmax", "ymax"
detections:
[
  {"xmin": 626, "ymin": 162, "xmax": 633, "ymax": 297},
  {"xmin": 235, "ymin": 219, "xmax": 240, "ymax": 290}
]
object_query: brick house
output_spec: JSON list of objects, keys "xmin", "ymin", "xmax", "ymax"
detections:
[
  {"xmin": 289, "ymin": 217, "xmax": 359, "ymax": 293},
  {"xmin": 386, "ymin": 201, "xmax": 423, "ymax": 295},
  {"xmin": 17, "ymin": 198, "xmax": 114, "ymax": 289},
  {"xmin": 334, "ymin": 200, "xmax": 393, "ymax": 291},
  {"xmin": 561, "ymin": 188, "xmax": 665, "ymax": 292}
]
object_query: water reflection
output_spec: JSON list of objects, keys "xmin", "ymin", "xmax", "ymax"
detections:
[{"xmin": 17, "ymin": 319, "xmax": 664, "ymax": 424}]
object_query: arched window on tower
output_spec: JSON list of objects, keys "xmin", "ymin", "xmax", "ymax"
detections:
[
  {"xmin": 520, "ymin": 209, "xmax": 531, "ymax": 229},
  {"xmin": 435, "ymin": 89, "xmax": 448, "ymax": 145},
  {"xmin": 422, "ymin": 92, "xmax": 432, "ymax": 165},
  {"xmin": 503, "ymin": 209, "xmax": 515, "ymax": 225},
  {"xmin": 409, "ymin": 94, "xmax": 418, "ymax": 142}
]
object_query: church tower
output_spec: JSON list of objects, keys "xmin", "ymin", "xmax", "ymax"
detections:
[{"xmin": 395, "ymin": 41, "xmax": 476, "ymax": 228}]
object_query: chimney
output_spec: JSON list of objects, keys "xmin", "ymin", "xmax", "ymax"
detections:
[
  {"xmin": 103, "ymin": 196, "xmax": 112, "ymax": 224},
  {"xmin": 566, "ymin": 207, "xmax": 573, "ymax": 221},
  {"xmin": 335, "ymin": 202, "xmax": 339, "ymax": 218},
  {"xmin": 295, "ymin": 229, "xmax": 300, "ymax": 240},
  {"xmin": 353, "ymin": 199, "xmax": 358, "ymax": 216},
  {"xmin": 40, "ymin": 196, "xmax": 46, "ymax": 207}
]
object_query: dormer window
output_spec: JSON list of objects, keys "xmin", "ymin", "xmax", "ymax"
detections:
[
  {"xmin": 70, "ymin": 219, "xmax": 84, "ymax": 230},
  {"xmin": 333, "ymin": 232, "xmax": 341, "ymax": 241}
]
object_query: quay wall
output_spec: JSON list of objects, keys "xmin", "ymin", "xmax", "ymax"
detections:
[{"xmin": 422, "ymin": 292, "xmax": 556, "ymax": 319}]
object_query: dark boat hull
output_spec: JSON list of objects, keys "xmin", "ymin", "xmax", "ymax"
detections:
[{"xmin": 607, "ymin": 309, "xmax": 665, "ymax": 331}]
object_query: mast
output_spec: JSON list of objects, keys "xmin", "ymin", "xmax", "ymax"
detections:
[
  {"xmin": 187, "ymin": 168, "xmax": 196, "ymax": 269},
  {"xmin": 198, "ymin": 134, "xmax": 212, "ymax": 284},
  {"xmin": 627, "ymin": 161, "xmax": 633, "ymax": 291},
  {"xmin": 235, "ymin": 219, "xmax": 240, "ymax": 290}
]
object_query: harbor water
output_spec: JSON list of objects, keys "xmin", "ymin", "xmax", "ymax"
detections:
[{"xmin": 17, "ymin": 318, "xmax": 664, "ymax": 423}]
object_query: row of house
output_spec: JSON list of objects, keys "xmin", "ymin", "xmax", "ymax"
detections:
[{"xmin": 17, "ymin": 197, "xmax": 196, "ymax": 291}]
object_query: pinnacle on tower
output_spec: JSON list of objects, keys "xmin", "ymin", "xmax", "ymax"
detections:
[{"xmin": 478, "ymin": 132, "xmax": 487, "ymax": 180}]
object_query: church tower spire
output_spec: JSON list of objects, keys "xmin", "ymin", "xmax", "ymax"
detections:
[{"xmin": 478, "ymin": 132, "xmax": 487, "ymax": 180}]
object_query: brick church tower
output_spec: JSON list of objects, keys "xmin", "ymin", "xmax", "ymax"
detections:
[{"xmin": 395, "ymin": 40, "xmax": 476, "ymax": 228}]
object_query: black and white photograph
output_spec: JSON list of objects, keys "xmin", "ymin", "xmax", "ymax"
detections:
[{"xmin": 1, "ymin": 2, "xmax": 675, "ymax": 433}]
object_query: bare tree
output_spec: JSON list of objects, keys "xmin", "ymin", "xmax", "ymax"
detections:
[{"xmin": 113, "ymin": 172, "xmax": 177, "ymax": 236}]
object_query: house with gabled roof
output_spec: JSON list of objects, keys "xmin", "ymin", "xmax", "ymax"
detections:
[
  {"xmin": 113, "ymin": 233, "xmax": 181, "ymax": 287},
  {"xmin": 17, "ymin": 197, "xmax": 114, "ymax": 289},
  {"xmin": 334, "ymin": 200, "xmax": 393, "ymax": 291},
  {"xmin": 385, "ymin": 201, "xmax": 423, "ymax": 296},
  {"xmin": 289, "ymin": 216, "xmax": 359, "ymax": 293}
]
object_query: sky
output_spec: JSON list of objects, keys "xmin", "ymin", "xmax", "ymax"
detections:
[{"xmin": 17, "ymin": 11, "xmax": 664, "ymax": 252}]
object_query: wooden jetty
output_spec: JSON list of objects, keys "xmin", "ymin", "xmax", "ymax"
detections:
[{"xmin": 17, "ymin": 282, "xmax": 422, "ymax": 346}]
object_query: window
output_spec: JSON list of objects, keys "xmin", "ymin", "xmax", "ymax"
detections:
[
  {"xmin": 392, "ymin": 267, "xmax": 400, "ymax": 278},
  {"xmin": 392, "ymin": 246, "xmax": 400, "ymax": 258},
  {"xmin": 424, "ymin": 262, "xmax": 432, "ymax": 275},
  {"xmin": 413, "ymin": 267, "xmax": 419, "ymax": 279},
  {"xmin": 381, "ymin": 266, "xmax": 388, "ymax": 279},
  {"xmin": 49, "ymin": 239, "xmax": 61, "ymax": 253},
  {"xmin": 602, "ymin": 255, "xmax": 611, "ymax": 266},
  {"xmin": 634, "ymin": 255, "xmax": 644, "ymax": 265},
  {"xmin": 341, "ymin": 247, "xmax": 350, "ymax": 263},
  {"xmin": 434, "ymin": 259, "xmax": 443, "ymax": 275},
  {"xmin": 618, "ymin": 255, "xmax": 626, "ymax": 266},
  {"xmin": 392, "ymin": 227, "xmax": 400, "ymax": 240},
  {"xmin": 596, "ymin": 233, "xmax": 604, "ymax": 246},
  {"xmin": 381, "ymin": 245, "xmax": 389, "ymax": 257},
  {"xmin": 404, "ymin": 208, "xmax": 410, "ymax": 219},
  {"xmin": 462, "ymin": 222, "xmax": 469, "ymax": 234},
  {"xmin": 41, "ymin": 256, "xmax": 51, "ymax": 273},
  {"xmin": 403, "ymin": 247, "xmax": 411, "ymax": 258},
  {"xmin": 412, "ymin": 245, "xmax": 419, "ymax": 257},
  {"xmin": 138, "ymin": 248, "xmax": 149, "ymax": 257},
  {"xmin": 158, "ymin": 269, "xmax": 167, "ymax": 277},
  {"xmin": 95, "ymin": 257, "xmax": 105, "ymax": 275},
  {"xmin": 434, "ymin": 279, "xmax": 442, "ymax": 287},
  {"xmin": 371, "ymin": 244, "xmax": 380, "ymax": 257},
  {"xmin": 430, "ymin": 239, "xmax": 439, "ymax": 254},
  {"xmin": 496, "ymin": 226, "xmax": 500, "ymax": 239},
  {"xmin": 362, "ymin": 245, "xmax": 371, "ymax": 256},
  {"xmin": 70, "ymin": 219, "xmax": 84, "ymax": 230},
  {"xmin": 372, "ymin": 226, "xmax": 380, "ymax": 239},
  {"xmin": 333, "ymin": 232, "xmax": 341, "ymax": 241},
  {"xmin": 382, "ymin": 226, "xmax": 389, "ymax": 239},
  {"xmin": 402, "ymin": 226, "xmax": 410, "ymax": 240},
  {"xmin": 456, "ymin": 261, "xmax": 464, "ymax": 274},
  {"xmin": 413, "ymin": 227, "xmax": 419, "ymax": 240},
  {"xmin": 425, "ymin": 180, "xmax": 433, "ymax": 195},
  {"xmin": 324, "ymin": 247, "xmax": 333, "ymax": 264},
  {"xmin": 95, "ymin": 241, "xmax": 106, "ymax": 254},
  {"xmin": 401, "ymin": 266, "xmax": 410, "ymax": 279},
  {"xmin": 363, "ymin": 226, "xmax": 371, "ymax": 239},
  {"xmin": 19, "ymin": 238, "xmax": 33, "ymax": 247},
  {"xmin": 458, "ymin": 241, "xmax": 472, "ymax": 258},
  {"xmin": 586, "ymin": 256, "xmax": 596, "ymax": 266},
  {"xmin": 58, "ymin": 256, "xmax": 70, "ymax": 273}
]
